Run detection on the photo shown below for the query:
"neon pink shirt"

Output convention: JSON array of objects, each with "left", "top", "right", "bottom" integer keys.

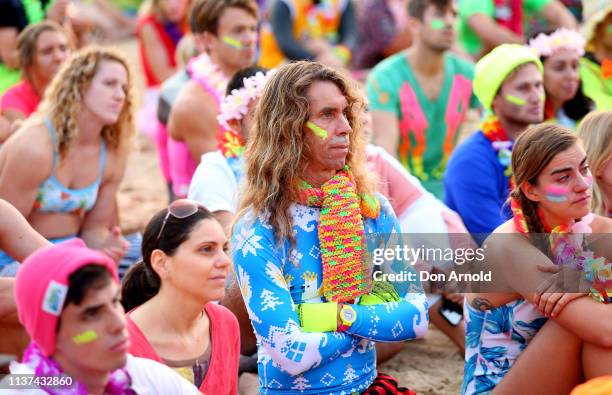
[
  {"left": 0, "top": 80, "right": 40, "bottom": 117},
  {"left": 127, "top": 302, "right": 240, "bottom": 395}
]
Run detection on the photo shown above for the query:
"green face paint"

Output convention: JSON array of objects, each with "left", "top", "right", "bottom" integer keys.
[
  {"left": 306, "top": 121, "right": 328, "bottom": 139},
  {"left": 607, "top": 24, "right": 612, "bottom": 34},
  {"left": 222, "top": 36, "right": 242, "bottom": 50},
  {"left": 431, "top": 19, "right": 445, "bottom": 30},
  {"left": 505, "top": 94, "right": 527, "bottom": 106},
  {"left": 73, "top": 329, "right": 98, "bottom": 344}
]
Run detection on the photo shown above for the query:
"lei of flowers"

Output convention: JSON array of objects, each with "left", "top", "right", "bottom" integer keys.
[
  {"left": 527, "top": 28, "right": 585, "bottom": 58},
  {"left": 481, "top": 115, "right": 514, "bottom": 189},
  {"left": 216, "top": 69, "right": 276, "bottom": 158},
  {"left": 217, "top": 69, "right": 276, "bottom": 131},
  {"left": 511, "top": 198, "right": 612, "bottom": 303},
  {"left": 21, "top": 342, "right": 136, "bottom": 394},
  {"left": 187, "top": 53, "right": 229, "bottom": 107}
]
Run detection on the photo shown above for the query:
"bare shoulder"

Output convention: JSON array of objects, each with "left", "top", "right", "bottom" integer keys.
[
  {"left": 591, "top": 215, "right": 612, "bottom": 233},
  {"left": 485, "top": 219, "right": 522, "bottom": 252},
  {"left": 0, "top": 122, "right": 54, "bottom": 177},
  {"left": 174, "top": 80, "right": 216, "bottom": 111}
]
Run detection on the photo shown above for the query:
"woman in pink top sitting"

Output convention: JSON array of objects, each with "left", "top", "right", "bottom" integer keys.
[
  {"left": 121, "top": 199, "right": 240, "bottom": 394},
  {"left": 0, "top": 21, "right": 71, "bottom": 139}
]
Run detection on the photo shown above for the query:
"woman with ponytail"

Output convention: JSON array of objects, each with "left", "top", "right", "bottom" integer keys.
[
  {"left": 121, "top": 199, "right": 239, "bottom": 394},
  {"left": 463, "top": 124, "right": 612, "bottom": 395}
]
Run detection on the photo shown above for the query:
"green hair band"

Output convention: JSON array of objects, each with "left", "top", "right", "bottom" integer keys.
[
  {"left": 431, "top": 19, "right": 445, "bottom": 30},
  {"left": 73, "top": 330, "right": 98, "bottom": 344},
  {"left": 222, "top": 36, "right": 242, "bottom": 50},
  {"left": 505, "top": 94, "right": 527, "bottom": 106},
  {"left": 306, "top": 121, "right": 329, "bottom": 139}
]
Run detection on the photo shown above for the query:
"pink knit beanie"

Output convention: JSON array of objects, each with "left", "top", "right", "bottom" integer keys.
[{"left": 14, "top": 238, "right": 118, "bottom": 356}]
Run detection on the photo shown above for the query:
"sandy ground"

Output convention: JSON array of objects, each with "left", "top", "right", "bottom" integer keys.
[{"left": 115, "top": 40, "right": 464, "bottom": 395}]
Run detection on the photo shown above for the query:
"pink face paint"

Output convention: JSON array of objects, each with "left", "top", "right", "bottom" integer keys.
[
  {"left": 545, "top": 184, "right": 570, "bottom": 202},
  {"left": 585, "top": 173, "right": 593, "bottom": 188}
]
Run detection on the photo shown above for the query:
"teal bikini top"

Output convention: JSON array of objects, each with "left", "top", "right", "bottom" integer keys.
[{"left": 32, "top": 119, "right": 106, "bottom": 216}]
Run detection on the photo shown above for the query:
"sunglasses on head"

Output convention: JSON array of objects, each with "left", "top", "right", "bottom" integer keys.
[{"left": 155, "top": 199, "right": 202, "bottom": 244}]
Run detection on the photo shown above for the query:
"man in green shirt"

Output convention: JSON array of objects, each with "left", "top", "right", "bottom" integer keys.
[
  {"left": 457, "top": 0, "right": 576, "bottom": 58},
  {"left": 367, "top": 0, "right": 479, "bottom": 199}
]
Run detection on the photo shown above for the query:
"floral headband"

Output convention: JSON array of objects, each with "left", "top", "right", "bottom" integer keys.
[
  {"left": 217, "top": 69, "right": 276, "bottom": 131},
  {"left": 527, "top": 28, "right": 585, "bottom": 58}
]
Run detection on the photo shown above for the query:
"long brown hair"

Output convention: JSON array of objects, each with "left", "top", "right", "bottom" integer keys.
[
  {"left": 578, "top": 111, "right": 612, "bottom": 216},
  {"left": 236, "top": 61, "right": 374, "bottom": 245},
  {"left": 509, "top": 124, "right": 577, "bottom": 254}
]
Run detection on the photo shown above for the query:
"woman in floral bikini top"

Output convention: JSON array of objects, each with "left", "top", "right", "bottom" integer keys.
[{"left": 0, "top": 47, "right": 136, "bottom": 274}]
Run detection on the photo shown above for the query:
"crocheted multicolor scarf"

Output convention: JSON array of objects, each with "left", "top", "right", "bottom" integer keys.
[
  {"left": 510, "top": 198, "right": 612, "bottom": 303},
  {"left": 21, "top": 342, "right": 136, "bottom": 394},
  {"left": 297, "top": 166, "right": 380, "bottom": 303},
  {"left": 482, "top": 115, "right": 514, "bottom": 190}
]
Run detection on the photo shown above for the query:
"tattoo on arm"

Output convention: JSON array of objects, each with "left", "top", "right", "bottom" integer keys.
[{"left": 471, "top": 297, "right": 494, "bottom": 311}]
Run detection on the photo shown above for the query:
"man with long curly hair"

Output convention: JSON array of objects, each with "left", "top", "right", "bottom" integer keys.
[{"left": 231, "top": 61, "right": 428, "bottom": 394}]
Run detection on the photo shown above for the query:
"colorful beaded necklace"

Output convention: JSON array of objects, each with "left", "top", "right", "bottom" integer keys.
[
  {"left": 510, "top": 198, "right": 612, "bottom": 303},
  {"left": 482, "top": 115, "right": 514, "bottom": 190},
  {"left": 297, "top": 166, "right": 380, "bottom": 303}
]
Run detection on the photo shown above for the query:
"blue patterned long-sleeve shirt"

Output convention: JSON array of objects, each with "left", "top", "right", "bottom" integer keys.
[{"left": 232, "top": 195, "right": 428, "bottom": 395}]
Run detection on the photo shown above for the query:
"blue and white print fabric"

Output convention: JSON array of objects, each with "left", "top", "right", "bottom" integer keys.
[
  {"left": 462, "top": 300, "right": 546, "bottom": 395},
  {"left": 232, "top": 195, "right": 428, "bottom": 395}
]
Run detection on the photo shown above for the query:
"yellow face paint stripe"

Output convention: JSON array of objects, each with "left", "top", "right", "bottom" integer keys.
[
  {"left": 222, "top": 36, "right": 242, "bottom": 50},
  {"left": 306, "top": 121, "right": 328, "bottom": 139},
  {"left": 505, "top": 94, "right": 527, "bottom": 106},
  {"left": 72, "top": 330, "right": 98, "bottom": 344}
]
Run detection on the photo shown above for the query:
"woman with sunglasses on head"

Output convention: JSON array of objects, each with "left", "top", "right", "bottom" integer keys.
[
  {"left": 579, "top": 111, "right": 612, "bottom": 218},
  {"left": 463, "top": 124, "right": 612, "bottom": 395},
  {"left": 121, "top": 200, "right": 240, "bottom": 394},
  {"left": 0, "top": 46, "right": 134, "bottom": 276}
]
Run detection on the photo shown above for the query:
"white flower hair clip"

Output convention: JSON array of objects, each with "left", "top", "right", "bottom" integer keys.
[
  {"left": 527, "top": 28, "right": 585, "bottom": 58},
  {"left": 217, "top": 69, "right": 277, "bottom": 131}
]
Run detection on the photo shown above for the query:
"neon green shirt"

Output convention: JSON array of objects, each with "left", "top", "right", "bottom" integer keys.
[
  {"left": 580, "top": 56, "right": 612, "bottom": 110},
  {"left": 458, "top": 0, "right": 551, "bottom": 55},
  {"left": 366, "top": 52, "right": 480, "bottom": 199}
]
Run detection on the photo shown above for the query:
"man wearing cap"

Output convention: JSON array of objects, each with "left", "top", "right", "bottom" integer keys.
[
  {"left": 444, "top": 44, "right": 544, "bottom": 243},
  {"left": 580, "top": 0, "right": 612, "bottom": 110},
  {"left": 2, "top": 239, "right": 201, "bottom": 394}
]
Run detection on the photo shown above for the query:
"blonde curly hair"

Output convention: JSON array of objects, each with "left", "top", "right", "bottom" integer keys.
[
  {"left": 236, "top": 61, "right": 374, "bottom": 245},
  {"left": 35, "top": 45, "right": 135, "bottom": 159}
]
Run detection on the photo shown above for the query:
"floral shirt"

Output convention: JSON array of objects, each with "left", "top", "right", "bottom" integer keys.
[{"left": 462, "top": 300, "right": 546, "bottom": 395}]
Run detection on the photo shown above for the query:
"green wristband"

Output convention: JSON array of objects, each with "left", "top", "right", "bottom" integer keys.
[{"left": 297, "top": 302, "right": 338, "bottom": 332}]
